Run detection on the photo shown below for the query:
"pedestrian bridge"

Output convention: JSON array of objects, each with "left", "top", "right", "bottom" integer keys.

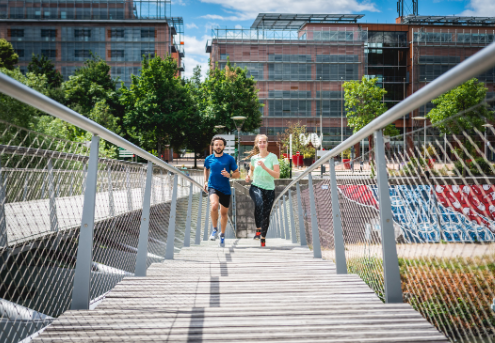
[
  {"left": 1, "top": 39, "right": 495, "bottom": 343},
  {"left": 33, "top": 239, "right": 448, "bottom": 343}
]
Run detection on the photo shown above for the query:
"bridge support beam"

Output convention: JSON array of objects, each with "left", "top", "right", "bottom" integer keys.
[
  {"left": 71, "top": 135, "right": 100, "bottom": 310},
  {"left": 288, "top": 190, "right": 297, "bottom": 244},
  {"left": 135, "top": 162, "right": 153, "bottom": 276},
  {"left": 375, "top": 130, "right": 403, "bottom": 303},
  {"left": 194, "top": 192, "right": 203, "bottom": 245},
  {"left": 296, "top": 182, "right": 307, "bottom": 246},
  {"left": 165, "top": 174, "right": 179, "bottom": 260},
  {"left": 203, "top": 196, "right": 210, "bottom": 241},
  {"left": 283, "top": 195, "right": 291, "bottom": 240},
  {"left": 307, "top": 174, "right": 322, "bottom": 258},
  {"left": 183, "top": 182, "right": 194, "bottom": 247},
  {"left": 329, "top": 158, "right": 347, "bottom": 274},
  {"left": 47, "top": 159, "right": 59, "bottom": 232},
  {"left": 0, "top": 159, "right": 7, "bottom": 248}
]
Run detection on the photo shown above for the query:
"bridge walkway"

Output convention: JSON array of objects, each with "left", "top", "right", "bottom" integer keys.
[{"left": 33, "top": 239, "right": 448, "bottom": 342}]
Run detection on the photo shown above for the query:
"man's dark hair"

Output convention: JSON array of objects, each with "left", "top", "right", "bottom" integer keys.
[{"left": 211, "top": 136, "right": 227, "bottom": 147}]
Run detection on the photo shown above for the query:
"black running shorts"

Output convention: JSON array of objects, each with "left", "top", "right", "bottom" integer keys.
[{"left": 208, "top": 187, "right": 231, "bottom": 208}]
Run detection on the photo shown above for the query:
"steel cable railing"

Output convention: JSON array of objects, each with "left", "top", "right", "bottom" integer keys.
[
  {"left": 0, "top": 75, "right": 235, "bottom": 343},
  {"left": 268, "top": 40, "right": 495, "bottom": 343}
]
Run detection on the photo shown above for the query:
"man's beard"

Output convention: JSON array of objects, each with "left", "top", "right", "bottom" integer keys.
[{"left": 215, "top": 148, "right": 224, "bottom": 154}]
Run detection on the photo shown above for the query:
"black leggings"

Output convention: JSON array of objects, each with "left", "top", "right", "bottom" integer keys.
[{"left": 249, "top": 185, "right": 275, "bottom": 237}]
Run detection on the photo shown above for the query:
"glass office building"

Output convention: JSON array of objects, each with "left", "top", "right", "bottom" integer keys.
[
  {"left": 207, "top": 13, "right": 495, "bottom": 156},
  {"left": 0, "top": 0, "right": 184, "bottom": 87}
]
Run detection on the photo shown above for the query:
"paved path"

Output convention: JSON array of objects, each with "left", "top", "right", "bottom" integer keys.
[{"left": 34, "top": 239, "right": 448, "bottom": 342}]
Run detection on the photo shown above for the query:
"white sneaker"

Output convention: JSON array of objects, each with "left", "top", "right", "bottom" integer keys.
[{"left": 209, "top": 230, "right": 218, "bottom": 241}]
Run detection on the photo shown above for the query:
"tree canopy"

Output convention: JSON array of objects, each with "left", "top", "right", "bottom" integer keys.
[
  {"left": 120, "top": 55, "right": 195, "bottom": 155},
  {"left": 28, "top": 54, "right": 64, "bottom": 88},
  {"left": 428, "top": 78, "right": 492, "bottom": 135},
  {"left": 202, "top": 60, "right": 262, "bottom": 134},
  {"left": 343, "top": 76, "right": 398, "bottom": 137},
  {"left": 0, "top": 39, "right": 19, "bottom": 70}
]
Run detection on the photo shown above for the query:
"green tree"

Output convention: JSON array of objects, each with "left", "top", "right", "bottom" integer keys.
[
  {"left": 202, "top": 60, "right": 262, "bottom": 134},
  {"left": 63, "top": 55, "right": 122, "bottom": 134},
  {"left": 184, "top": 65, "right": 215, "bottom": 168},
  {"left": 120, "top": 55, "right": 195, "bottom": 155},
  {"left": 0, "top": 39, "right": 19, "bottom": 70},
  {"left": 277, "top": 121, "right": 314, "bottom": 157},
  {"left": 28, "top": 54, "right": 63, "bottom": 88},
  {"left": 0, "top": 68, "right": 49, "bottom": 127},
  {"left": 428, "top": 78, "right": 491, "bottom": 136},
  {"left": 343, "top": 76, "right": 399, "bottom": 152}
]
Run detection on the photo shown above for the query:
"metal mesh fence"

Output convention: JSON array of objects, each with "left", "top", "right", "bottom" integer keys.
[{"left": 0, "top": 121, "right": 209, "bottom": 343}]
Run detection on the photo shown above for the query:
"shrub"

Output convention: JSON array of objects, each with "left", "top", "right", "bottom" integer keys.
[{"left": 278, "top": 158, "right": 291, "bottom": 179}]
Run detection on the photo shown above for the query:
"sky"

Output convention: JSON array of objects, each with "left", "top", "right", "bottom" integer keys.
[{"left": 171, "top": 0, "right": 495, "bottom": 80}]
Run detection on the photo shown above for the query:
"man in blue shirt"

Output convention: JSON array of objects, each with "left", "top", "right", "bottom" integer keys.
[{"left": 204, "top": 136, "right": 240, "bottom": 247}]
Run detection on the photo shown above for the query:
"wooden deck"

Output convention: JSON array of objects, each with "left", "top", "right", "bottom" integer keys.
[{"left": 34, "top": 239, "right": 449, "bottom": 342}]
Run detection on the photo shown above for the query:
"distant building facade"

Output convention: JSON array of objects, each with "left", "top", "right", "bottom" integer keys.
[
  {"left": 207, "top": 13, "right": 495, "bottom": 157},
  {"left": 0, "top": 0, "right": 184, "bottom": 87}
]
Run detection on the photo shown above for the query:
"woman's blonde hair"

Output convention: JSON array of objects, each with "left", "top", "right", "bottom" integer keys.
[{"left": 243, "top": 134, "right": 269, "bottom": 160}]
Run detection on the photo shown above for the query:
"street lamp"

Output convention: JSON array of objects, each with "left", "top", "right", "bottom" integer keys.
[
  {"left": 232, "top": 116, "right": 247, "bottom": 167},
  {"left": 412, "top": 116, "right": 426, "bottom": 155},
  {"left": 483, "top": 123, "right": 493, "bottom": 159}
]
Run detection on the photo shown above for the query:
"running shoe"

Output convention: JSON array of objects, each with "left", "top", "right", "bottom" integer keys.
[
  {"left": 209, "top": 230, "right": 218, "bottom": 241},
  {"left": 219, "top": 234, "right": 225, "bottom": 248},
  {"left": 253, "top": 230, "right": 261, "bottom": 240},
  {"left": 261, "top": 238, "right": 266, "bottom": 247}
]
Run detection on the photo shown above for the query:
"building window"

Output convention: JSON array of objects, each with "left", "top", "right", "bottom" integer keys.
[
  {"left": 41, "top": 50, "right": 57, "bottom": 58},
  {"left": 10, "top": 7, "right": 24, "bottom": 19},
  {"left": 268, "top": 91, "right": 311, "bottom": 99},
  {"left": 219, "top": 62, "right": 263, "bottom": 80},
  {"left": 268, "top": 54, "right": 312, "bottom": 62},
  {"left": 75, "top": 50, "right": 91, "bottom": 59},
  {"left": 316, "top": 64, "right": 359, "bottom": 81},
  {"left": 268, "top": 100, "right": 311, "bottom": 117},
  {"left": 316, "top": 55, "right": 358, "bottom": 63},
  {"left": 111, "top": 50, "right": 125, "bottom": 60},
  {"left": 16, "top": 49, "right": 25, "bottom": 58},
  {"left": 141, "top": 29, "right": 155, "bottom": 38},
  {"left": 74, "top": 29, "right": 91, "bottom": 39},
  {"left": 10, "top": 29, "right": 24, "bottom": 38},
  {"left": 315, "top": 100, "right": 344, "bottom": 117},
  {"left": 41, "top": 29, "right": 57, "bottom": 39},
  {"left": 268, "top": 64, "right": 312, "bottom": 81},
  {"left": 111, "top": 29, "right": 125, "bottom": 38},
  {"left": 141, "top": 50, "right": 155, "bottom": 58}
]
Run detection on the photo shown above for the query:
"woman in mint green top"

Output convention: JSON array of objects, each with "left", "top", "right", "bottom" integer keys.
[{"left": 245, "top": 134, "right": 280, "bottom": 246}]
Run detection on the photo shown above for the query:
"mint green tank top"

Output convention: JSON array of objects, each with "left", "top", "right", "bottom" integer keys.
[{"left": 250, "top": 153, "right": 279, "bottom": 191}]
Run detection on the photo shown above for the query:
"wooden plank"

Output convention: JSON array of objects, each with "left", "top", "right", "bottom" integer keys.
[{"left": 34, "top": 239, "right": 449, "bottom": 343}]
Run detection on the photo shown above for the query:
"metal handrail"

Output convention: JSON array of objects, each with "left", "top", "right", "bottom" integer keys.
[
  {"left": 273, "top": 40, "right": 495, "bottom": 206},
  {"left": 0, "top": 72, "right": 206, "bottom": 193}
]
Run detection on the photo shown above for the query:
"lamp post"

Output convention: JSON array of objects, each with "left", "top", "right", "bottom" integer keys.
[
  {"left": 232, "top": 116, "right": 247, "bottom": 167},
  {"left": 412, "top": 116, "right": 426, "bottom": 154}
]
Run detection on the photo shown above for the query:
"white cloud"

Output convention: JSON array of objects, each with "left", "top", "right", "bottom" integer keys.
[
  {"left": 235, "top": 24, "right": 243, "bottom": 29},
  {"left": 200, "top": 0, "right": 378, "bottom": 21},
  {"left": 460, "top": 0, "right": 495, "bottom": 16},
  {"left": 181, "top": 34, "right": 212, "bottom": 80},
  {"left": 186, "top": 23, "right": 199, "bottom": 29}
]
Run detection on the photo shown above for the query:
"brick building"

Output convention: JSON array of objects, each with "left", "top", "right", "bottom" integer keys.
[
  {"left": 207, "top": 13, "right": 495, "bottom": 158},
  {"left": 0, "top": 0, "right": 184, "bottom": 87}
]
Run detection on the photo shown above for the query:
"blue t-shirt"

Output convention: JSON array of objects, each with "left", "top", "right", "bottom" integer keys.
[{"left": 204, "top": 154, "right": 238, "bottom": 195}]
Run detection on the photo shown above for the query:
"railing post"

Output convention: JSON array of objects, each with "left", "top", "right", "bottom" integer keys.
[
  {"left": 203, "top": 196, "right": 210, "bottom": 241},
  {"left": 47, "top": 159, "right": 59, "bottom": 232},
  {"left": 108, "top": 165, "right": 115, "bottom": 217},
  {"left": 183, "top": 182, "right": 194, "bottom": 247},
  {"left": 135, "top": 162, "right": 153, "bottom": 276},
  {"left": 375, "top": 130, "right": 403, "bottom": 303},
  {"left": 126, "top": 166, "right": 133, "bottom": 211},
  {"left": 194, "top": 193, "right": 203, "bottom": 245},
  {"left": 307, "top": 173, "right": 322, "bottom": 258},
  {"left": 288, "top": 190, "right": 297, "bottom": 243},
  {"left": 283, "top": 195, "right": 291, "bottom": 240},
  {"left": 165, "top": 174, "right": 179, "bottom": 260},
  {"left": 329, "top": 158, "right": 347, "bottom": 274},
  {"left": 275, "top": 201, "right": 282, "bottom": 239},
  {"left": 296, "top": 182, "right": 307, "bottom": 246},
  {"left": 70, "top": 135, "right": 100, "bottom": 310},
  {"left": 0, "top": 159, "right": 7, "bottom": 248}
]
